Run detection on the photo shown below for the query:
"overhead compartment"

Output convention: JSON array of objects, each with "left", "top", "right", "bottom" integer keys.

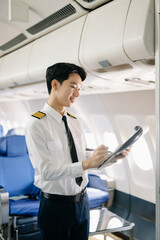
[
  {"left": 28, "top": 15, "right": 86, "bottom": 83},
  {"left": 0, "top": 15, "right": 86, "bottom": 89},
  {"left": 123, "top": 0, "right": 154, "bottom": 61},
  {"left": 0, "top": 0, "right": 154, "bottom": 90},
  {"left": 79, "top": 0, "right": 155, "bottom": 81},
  {"left": 0, "top": 43, "right": 33, "bottom": 89}
]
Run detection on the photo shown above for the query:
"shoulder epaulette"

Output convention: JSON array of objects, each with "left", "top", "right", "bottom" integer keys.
[
  {"left": 67, "top": 112, "right": 77, "bottom": 119},
  {"left": 31, "top": 111, "right": 46, "bottom": 119}
]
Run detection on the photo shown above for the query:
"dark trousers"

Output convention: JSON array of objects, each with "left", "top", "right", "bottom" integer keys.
[{"left": 38, "top": 192, "right": 90, "bottom": 240}]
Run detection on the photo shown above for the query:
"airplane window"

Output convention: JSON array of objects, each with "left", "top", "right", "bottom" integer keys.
[
  {"left": 115, "top": 115, "right": 153, "bottom": 171},
  {"left": 13, "top": 120, "right": 19, "bottom": 129},
  {"left": 103, "top": 131, "right": 123, "bottom": 165},
  {"left": 131, "top": 137, "right": 153, "bottom": 171},
  {"left": 7, "top": 120, "right": 12, "bottom": 131},
  {"left": 103, "top": 132, "right": 119, "bottom": 152},
  {"left": 77, "top": 115, "right": 98, "bottom": 149},
  {"left": 85, "top": 132, "right": 97, "bottom": 149}
]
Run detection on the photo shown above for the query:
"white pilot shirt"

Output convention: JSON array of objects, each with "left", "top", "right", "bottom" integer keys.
[{"left": 25, "top": 103, "right": 88, "bottom": 195}]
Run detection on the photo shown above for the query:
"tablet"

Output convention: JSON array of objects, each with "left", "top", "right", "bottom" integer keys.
[{"left": 98, "top": 126, "right": 143, "bottom": 170}]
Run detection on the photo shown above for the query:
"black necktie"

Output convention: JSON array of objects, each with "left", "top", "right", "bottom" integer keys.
[{"left": 62, "top": 115, "right": 83, "bottom": 186}]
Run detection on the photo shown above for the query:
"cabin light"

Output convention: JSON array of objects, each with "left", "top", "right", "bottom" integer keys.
[
  {"left": 124, "top": 78, "right": 154, "bottom": 85},
  {"left": 81, "top": 83, "right": 110, "bottom": 94}
]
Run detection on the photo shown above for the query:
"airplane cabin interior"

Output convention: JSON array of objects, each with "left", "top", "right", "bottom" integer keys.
[{"left": 0, "top": 0, "right": 158, "bottom": 240}]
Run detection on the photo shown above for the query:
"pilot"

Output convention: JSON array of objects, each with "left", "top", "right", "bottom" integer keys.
[{"left": 25, "top": 62, "right": 130, "bottom": 240}]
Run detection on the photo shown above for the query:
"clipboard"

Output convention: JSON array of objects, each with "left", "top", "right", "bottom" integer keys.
[{"left": 98, "top": 126, "right": 143, "bottom": 170}]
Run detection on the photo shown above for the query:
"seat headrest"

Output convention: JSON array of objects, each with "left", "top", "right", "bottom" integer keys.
[
  {"left": 6, "top": 128, "right": 15, "bottom": 136},
  {"left": 0, "top": 135, "right": 28, "bottom": 156}
]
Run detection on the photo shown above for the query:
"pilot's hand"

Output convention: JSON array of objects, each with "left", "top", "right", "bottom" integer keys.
[
  {"left": 114, "top": 145, "right": 132, "bottom": 162},
  {"left": 82, "top": 144, "right": 109, "bottom": 170}
]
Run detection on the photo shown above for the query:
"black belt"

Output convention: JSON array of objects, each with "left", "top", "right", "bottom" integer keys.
[{"left": 42, "top": 187, "right": 86, "bottom": 202}]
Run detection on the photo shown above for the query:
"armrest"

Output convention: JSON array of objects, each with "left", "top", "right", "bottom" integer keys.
[{"left": 0, "top": 188, "right": 9, "bottom": 228}]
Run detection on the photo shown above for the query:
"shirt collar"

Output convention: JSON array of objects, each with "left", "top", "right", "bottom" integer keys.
[{"left": 43, "top": 103, "right": 64, "bottom": 124}]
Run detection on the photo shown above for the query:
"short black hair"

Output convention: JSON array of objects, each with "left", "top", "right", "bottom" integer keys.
[{"left": 46, "top": 62, "right": 87, "bottom": 94}]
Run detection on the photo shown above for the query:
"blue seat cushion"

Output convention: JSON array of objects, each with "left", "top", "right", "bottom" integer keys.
[
  {"left": 10, "top": 198, "right": 40, "bottom": 216},
  {"left": 87, "top": 187, "right": 109, "bottom": 209},
  {"left": 13, "top": 216, "right": 40, "bottom": 235}
]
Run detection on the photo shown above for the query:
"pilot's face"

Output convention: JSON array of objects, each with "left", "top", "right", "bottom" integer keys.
[{"left": 54, "top": 73, "right": 82, "bottom": 108}]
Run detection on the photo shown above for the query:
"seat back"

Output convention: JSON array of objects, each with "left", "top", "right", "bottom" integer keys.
[
  {"left": 0, "top": 135, "right": 41, "bottom": 239},
  {"left": 87, "top": 174, "right": 109, "bottom": 209},
  {"left": 0, "top": 135, "right": 39, "bottom": 197}
]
